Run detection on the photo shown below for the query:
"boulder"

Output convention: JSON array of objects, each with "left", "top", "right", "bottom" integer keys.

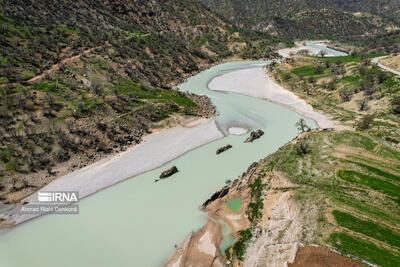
[
  {"left": 159, "top": 166, "right": 178, "bottom": 179},
  {"left": 216, "top": 144, "right": 232, "bottom": 154},
  {"left": 244, "top": 130, "right": 264, "bottom": 143}
]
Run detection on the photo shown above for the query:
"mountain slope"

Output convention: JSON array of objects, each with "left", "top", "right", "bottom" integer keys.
[
  {"left": 194, "top": 0, "right": 400, "bottom": 40},
  {"left": 0, "top": 0, "right": 280, "bottom": 86},
  {"left": 0, "top": 0, "right": 280, "bottom": 203}
]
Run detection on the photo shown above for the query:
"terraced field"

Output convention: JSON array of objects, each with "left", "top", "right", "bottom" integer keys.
[
  {"left": 216, "top": 52, "right": 400, "bottom": 266},
  {"left": 258, "top": 129, "right": 400, "bottom": 266}
]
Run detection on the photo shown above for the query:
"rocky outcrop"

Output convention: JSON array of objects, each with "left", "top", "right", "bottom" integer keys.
[
  {"left": 216, "top": 144, "right": 232, "bottom": 154},
  {"left": 244, "top": 130, "right": 264, "bottom": 143},
  {"left": 160, "top": 166, "right": 179, "bottom": 179},
  {"left": 201, "top": 185, "right": 230, "bottom": 209},
  {"left": 202, "top": 162, "right": 258, "bottom": 209},
  {"left": 186, "top": 93, "right": 217, "bottom": 118}
]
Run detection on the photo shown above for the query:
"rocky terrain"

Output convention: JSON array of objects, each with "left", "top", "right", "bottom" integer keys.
[
  {"left": 216, "top": 144, "right": 232, "bottom": 155},
  {"left": 160, "top": 166, "right": 179, "bottom": 179},
  {"left": 244, "top": 130, "right": 264, "bottom": 143}
]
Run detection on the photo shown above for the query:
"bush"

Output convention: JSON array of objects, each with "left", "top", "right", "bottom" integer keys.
[
  {"left": 392, "top": 96, "right": 400, "bottom": 115},
  {"left": 339, "top": 88, "right": 353, "bottom": 102},
  {"left": 357, "top": 115, "right": 373, "bottom": 130},
  {"left": 232, "top": 229, "right": 253, "bottom": 261},
  {"left": 295, "top": 141, "right": 311, "bottom": 155}
]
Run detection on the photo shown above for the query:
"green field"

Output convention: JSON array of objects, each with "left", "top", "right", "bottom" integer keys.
[
  {"left": 329, "top": 233, "right": 400, "bottom": 266},
  {"left": 333, "top": 210, "right": 400, "bottom": 248}
]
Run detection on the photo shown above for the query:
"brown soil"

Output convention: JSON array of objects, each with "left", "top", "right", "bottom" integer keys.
[
  {"left": 288, "top": 246, "right": 364, "bottom": 267},
  {"left": 165, "top": 220, "right": 224, "bottom": 267},
  {"left": 27, "top": 46, "right": 99, "bottom": 84}
]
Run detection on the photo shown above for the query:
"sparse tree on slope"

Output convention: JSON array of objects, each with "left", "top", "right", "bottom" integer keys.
[{"left": 295, "top": 118, "right": 310, "bottom": 133}]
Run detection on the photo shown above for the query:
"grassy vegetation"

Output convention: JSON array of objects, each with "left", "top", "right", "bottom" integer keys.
[
  {"left": 291, "top": 66, "right": 320, "bottom": 76},
  {"left": 330, "top": 192, "right": 400, "bottom": 226},
  {"left": 337, "top": 170, "right": 400, "bottom": 200},
  {"left": 333, "top": 132, "right": 377, "bottom": 151},
  {"left": 349, "top": 160, "right": 400, "bottom": 183},
  {"left": 332, "top": 210, "right": 400, "bottom": 248},
  {"left": 231, "top": 173, "right": 266, "bottom": 260},
  {"left": 311, "top": 53, "right": 388, "bottom": 63},
  {"left": 378, "top": 146, "right": 400, "bottom": 161},
  {"left": 246, "top": 177, "right": 265, "bottom": 223},
  {"left": 271, "top": 53, "right": 400, "bottom": 144},
  {"left": 114, "top": 79, "right": 196, "bottom": 108},
  {"left": 270, "top": 52, "right": 400, "bottom": 263},
  {"left": 232, "top": 229, "right": 252, "bottom": 261},
  {"left": 256, "top": 128, "right": 400, "bottom": 266},
  {"left": 329, "top": 233, "right": 400, "bottom": 266}
]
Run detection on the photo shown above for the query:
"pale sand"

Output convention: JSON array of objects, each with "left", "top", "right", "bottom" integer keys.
[
  {"left": 278, "top": 41, "right": 336, "bottom": 58},
  {"left": 3, "top": 118, "right": 223, "bottom": 224},
  {"left": 168, "top": 255, "right": 182, "bottom": 267},
  {"left": 208, "top": 67, "right": 335, "bottom": 129},
  {"left": 197, "top": 231, "right": 216, "bottom": 256},
  {"left": 372, "top": 56, "right": 400, "bottom": 76},
  {"left": 228, "top": 127, "right": 248, "bottom": 135}
]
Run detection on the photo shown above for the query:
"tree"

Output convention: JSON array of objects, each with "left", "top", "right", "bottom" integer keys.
[
  {"left": 319, "top": 50, "right": 327, "bottom": 57},
  {"left": 360, "top": 55, "right": 371, "bottom": 66},
  {"left": 392, "top": 96, "right": 400, "bottom": 115},
  {"left": 377, "top": 71, "right": 388, "bottom": 84},
  {"left": 359, "top": 66, "right": 368, "bottom": 76},
  {"left": 308, "top": 76, "right": 316, "bottom": 86},
  {"left": 297, "top": 49, "right": 309, "bottom": 55},
  {"left": 326, "top": 80, "right": 336, "bottom": 91},
  {"left": 77, "top": 101, "right": 85, "bottom": 111},
  {"left": 357, "top": 99, "right": 368, "bottom": 111},
  {"left": 339, "top": 88, "right": 353, "bottom": 102},
  {"left": 295, "top": 118, "right": 310, "bottom": 133},
  {"left": 357, "top": 115, "right": 373, "bottom": 130},
  {"left": 360, "top": 80, "right": 375, "bottom": 95},
  {"left": 283, "top": 72, "right": 292, "bottom": 81},
  {"left": 315, "top": 65, "right": 324, "bottom": 74},
  {"left": 92, "top": 82, "right": 104, "bottom": 96},
  {"left": 295, "top": 141, "right": 311, "bottom": 155}
]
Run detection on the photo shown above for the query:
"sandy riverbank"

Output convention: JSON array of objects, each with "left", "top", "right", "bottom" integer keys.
[
  {"left": 1, "top": 117, "right": 223, "bottom": 225},
  {"left": 208, "top": 66, "right": 336, "bottom": 129},
  {"left": 278, "top": 41, "right": 337, "bottom": 58}
]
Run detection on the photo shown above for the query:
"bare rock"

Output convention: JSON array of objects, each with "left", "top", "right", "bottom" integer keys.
[
  {"left": 216, "top": 144, "right": 232, "bottom": 154},
  {"left": 244, "top": 130, "right": 264, "bottom": 143},
  {"left": 160, "top": 166, "right": 178, "bottom": 179},
  {"left": 201, "top": 185, "right": 230, "bottom": 209}
]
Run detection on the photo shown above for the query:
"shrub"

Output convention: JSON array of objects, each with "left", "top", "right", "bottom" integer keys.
[
  {"left": 295, "top": 142, "right": 311, "bottom": 155},
  {"left": 357, "top": 115, "right": 373, "bottom": 130},
  {"left": 339, "top": 88, "right": 353, "bottom": 102}
]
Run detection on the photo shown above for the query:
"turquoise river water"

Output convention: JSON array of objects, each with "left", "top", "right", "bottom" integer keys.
[{"left": 0, "top": 61, "right": 316, "bottom": 266}]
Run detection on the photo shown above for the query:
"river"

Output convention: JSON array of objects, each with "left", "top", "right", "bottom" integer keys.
[{"left": 0, "top": 61, "right": 317, "bottom": 266}]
